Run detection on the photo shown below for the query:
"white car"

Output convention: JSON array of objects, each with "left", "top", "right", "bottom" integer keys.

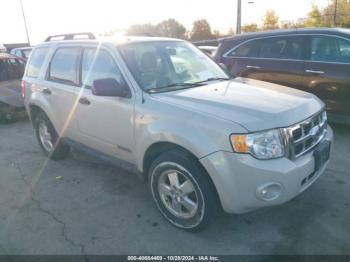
[{"left": 22, "top": 33, "right": 333, "bottom": 231}]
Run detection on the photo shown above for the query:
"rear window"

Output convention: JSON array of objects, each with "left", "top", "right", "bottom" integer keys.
[
  {"left": 0, "top": 58, "right": 25, "bottom": 81},
  {"left": 48, "top": 47, "right": 80, "bottom": 85},
  {"left": 26, "top": 47, "right": 50, "bottom": 78}
]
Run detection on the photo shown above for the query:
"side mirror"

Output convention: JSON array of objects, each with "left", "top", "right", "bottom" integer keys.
[
  {"left": 219, "top": 63, "right": 229, "bottom": 71},
  {"left": 219, "top": 63, "right": 234, "bottom": 77},
  {"left": 92, "top": 78, "right": 131, "bottom": 98}
]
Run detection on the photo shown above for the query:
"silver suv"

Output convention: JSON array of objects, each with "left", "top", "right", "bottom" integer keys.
[{"left": 22, "top": 33, "right": 333, "bottom": 231}]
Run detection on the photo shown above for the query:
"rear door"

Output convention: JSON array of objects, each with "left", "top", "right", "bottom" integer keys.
[
  {"left": 302, "top": 35, "right": 350, "bottom": 115},
  {"left": 45, "top": 46, "right": 80, "bottom": 135}
]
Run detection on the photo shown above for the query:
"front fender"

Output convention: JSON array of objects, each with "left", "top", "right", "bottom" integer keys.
[{"left": 135, "top": 118, "right": 243, "bottom": 172}]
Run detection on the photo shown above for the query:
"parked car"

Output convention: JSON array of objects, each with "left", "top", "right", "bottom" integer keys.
[
  {"left": 23, "top": 33, "right": 333, "bottom": 231},
  {"left": 198, "top": 46, "right": 217, "bottom": 56},
  {"left": 214, "top": 28, "right": 350, "bottom": 122},
  {"left": 0, "top": 53, "right": 26, "bottom": 122},
  {"left": 10, "top": 47, "right": 33, "bottom": 61}
]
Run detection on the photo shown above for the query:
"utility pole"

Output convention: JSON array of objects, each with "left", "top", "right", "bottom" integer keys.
[
  {"left": 19, "top": 0, "right": 31, "bottom": 46},
  {"left": 236, "top": 0, "right": 242, "bottom": 34},
  {"left": 333, "top": 0, "right": 338, "bottom": 27}
]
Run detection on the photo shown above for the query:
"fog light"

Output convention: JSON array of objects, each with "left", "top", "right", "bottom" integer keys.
[{"left": 256, "top": 183, "right": 282, "bottom": 201}]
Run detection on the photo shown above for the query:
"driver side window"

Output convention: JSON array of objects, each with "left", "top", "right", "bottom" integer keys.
[{"left": 81, "top": 48, "right": 124, "bottom": 89}]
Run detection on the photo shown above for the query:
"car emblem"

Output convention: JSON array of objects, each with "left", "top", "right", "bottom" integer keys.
[{"left": 310, "top": 125, "right": 320, "bottom": 136}]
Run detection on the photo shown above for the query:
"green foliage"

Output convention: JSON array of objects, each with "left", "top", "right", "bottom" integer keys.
[
  {"left": 262, "top": 10, "right": 279, "bottom": 30},
  {"left": 322, "top": 0, "right": 350, "bottom": 27},
  {"left": 190, "top": 19, "right": 215, "bottom": 41},
  {"left": 156, "top": 19, "right": 187, "bottom": 39},
  {"left": 126, "top": 23, "right": 159, "bottom": 37},
  {"left": 242, "top": 23, "right": 259, "bottom": 33},
  {"left": 304, "top": 5, "right": 323, "bottom": 27}
]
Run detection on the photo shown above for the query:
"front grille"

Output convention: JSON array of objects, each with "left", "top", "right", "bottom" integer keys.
[{"left": 286, "top": 110, "right": 327, "bottom": 159}]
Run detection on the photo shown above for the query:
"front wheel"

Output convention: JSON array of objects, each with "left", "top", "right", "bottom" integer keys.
[{"left": 149, "top": 149, "right": 219, "bottom": 231}]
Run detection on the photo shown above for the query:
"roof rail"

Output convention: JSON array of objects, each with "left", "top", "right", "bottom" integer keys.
[{"left": 45, "top": 32, "right": 96, "bottom": 42}]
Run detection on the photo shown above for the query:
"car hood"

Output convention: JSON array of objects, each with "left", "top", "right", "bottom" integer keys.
[{"left": 152, "top": 77, "right": 324, "bottom": 131}]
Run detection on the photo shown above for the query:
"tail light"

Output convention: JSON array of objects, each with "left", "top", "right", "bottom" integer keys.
[{"left": 21, "top": 80, "right": 26, "bottom": 99}]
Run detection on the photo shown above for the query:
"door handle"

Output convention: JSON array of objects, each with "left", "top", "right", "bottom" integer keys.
[
  {"left": 246, "top": 65, "right": 261, "bottom": 70},
  {"left": 305, "top": 70, "right": 325, "bottom": 75},
  {"left": 42, "top": 88, "right": 52, "bottom": 95},
  {"left": 79, "top": 97, "right": 91, "bottom": 105}
]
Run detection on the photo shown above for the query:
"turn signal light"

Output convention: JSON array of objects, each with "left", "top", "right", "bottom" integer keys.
[{"left": 230, "top": 135, "right": 249, "bottom": 153}]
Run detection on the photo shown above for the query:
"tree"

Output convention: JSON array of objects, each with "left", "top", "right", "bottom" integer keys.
[
  {"left": 304, "top": 5, "right": 323, "bottom": 27},
  {"left": 212, "top": 29, "right": 223, "bottom": 39},
  {"left": 280, "top": 20, "right": 304, "bottom": 29},
  {"left": 156, "top": 19, "right": 187, "bottom": 39},
  {"left": 322, "top": 0, "right": 350, "bottom": 27},
  {"left": 227, "top": 27, "right": 235, "bottom": 36},
  {"left": 126, "top": 23, "right": 159, "bottom": 36},
  {"left": 262, "top": 10, "right": 279, "bottom": 30},
  {"left": 242, "top": 23, "right": 259, "bottom": 33},
  {"left": 190, "top": 19, "right": 214, "bottom": 41}
]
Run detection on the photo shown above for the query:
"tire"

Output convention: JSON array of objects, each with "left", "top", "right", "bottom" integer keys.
[
  {"left": 33, "top": 112, "right": 70, "bottom": 160},
  {"left": 149, "top": 149, "right": 220, "bottom": 231}
]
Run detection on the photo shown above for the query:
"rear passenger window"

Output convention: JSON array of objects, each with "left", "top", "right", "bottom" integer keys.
[
  {"left": 49, "top": 47, "right": 80, "bottom": 84},
  {"left": 259, "top": 36, "right": 303, "bottom": 60},
  {"left": 0, "top": 59, "right": 25, "bottom": 81},
  {"left": 26, "top": 47, "right": 49, "bottom": 78},
  {"left": 310, "top": 36, "right": 350, "bottom": 63},
  {"left": 81, "top": 48, "right": 124, "bottom": 89},
  {"left": 226, "top": 40, "right": 260, "bottom": 57}
]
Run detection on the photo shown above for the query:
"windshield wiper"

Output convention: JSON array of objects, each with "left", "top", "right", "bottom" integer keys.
[
  {"left": 147, "top": 82, "right": 205, "bottom": 93},
  {"left": 191, "top": 77, "right": 232, "bottom": 85}
]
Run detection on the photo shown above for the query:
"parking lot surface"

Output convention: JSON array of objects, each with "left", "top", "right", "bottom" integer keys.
[{"left": 0, "top": 120, "right": 349, "bottom": 255}]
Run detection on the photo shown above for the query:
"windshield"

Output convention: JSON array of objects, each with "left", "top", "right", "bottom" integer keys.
[{"left": 118, "top": 41, "right": 229, "bottom": 92}]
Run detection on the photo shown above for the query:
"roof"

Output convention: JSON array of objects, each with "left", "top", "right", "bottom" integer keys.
[
  {"left": 35, "top": 36, "right": 183, "bottom": 49},
  {"left": 220, "top": 27, "right": 350, "bottom": 42},
  {"left": 11, "top": 47, "right": 33, "bottom": 51}
]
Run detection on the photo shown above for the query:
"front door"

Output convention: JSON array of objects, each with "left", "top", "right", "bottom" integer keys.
[
  {"left": 302, "top": 35, "right": 350, "bottom": 116},
  {"left": 74, "top": 47, "right": 135, "bottom": 162}
]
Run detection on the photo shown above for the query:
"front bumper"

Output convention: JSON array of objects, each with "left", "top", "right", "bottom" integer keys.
[{"left": 200, "top": 125, "right": 333, "bottom": 214}]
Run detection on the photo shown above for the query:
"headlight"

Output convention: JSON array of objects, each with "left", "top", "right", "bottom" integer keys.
[{"left": 230, "top": 129, "right": 285, "bottom": 159}]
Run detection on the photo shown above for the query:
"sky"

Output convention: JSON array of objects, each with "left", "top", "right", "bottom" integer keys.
[{"left": 1, "top": 0, "right": 331, "bottom": 45}]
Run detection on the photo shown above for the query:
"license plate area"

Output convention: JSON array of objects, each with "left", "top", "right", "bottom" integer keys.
[{"left": 313, "top": 140, "right": 331, "bottom": 172}]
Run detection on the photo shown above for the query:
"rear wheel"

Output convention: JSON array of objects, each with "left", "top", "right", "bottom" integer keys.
[
  {"left": 149, "top": 149, "right": 219, "bottom": 231},
  {"left": 34, "top": 112, "right": 70, "bottom": 160}
]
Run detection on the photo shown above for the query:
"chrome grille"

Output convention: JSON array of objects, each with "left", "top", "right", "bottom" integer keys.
[{"left": 286, "top": 110, "right": 328, "bottom": 159}]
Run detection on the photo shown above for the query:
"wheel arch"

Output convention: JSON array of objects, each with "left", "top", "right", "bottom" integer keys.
[{"left": 143, "top": 142, "right": 224, "bottom": 212}]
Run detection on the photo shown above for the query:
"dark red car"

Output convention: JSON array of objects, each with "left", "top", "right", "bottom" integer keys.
[
  {"left": 214, "top": 28, "right": 350, "bottom": 122},
  {"left": 0, "top": 53, "right": 26, "bottom": 122}
]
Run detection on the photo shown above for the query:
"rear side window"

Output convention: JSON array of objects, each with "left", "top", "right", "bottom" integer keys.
[
  {"left": 310, "top": 36, "right": 350, "bottom": 63},
  {"left": 0, "top": 58, "right": 25, "bottom": 81},
  {"left": 81, "top": 48, "right": 124, "bottom": 89},
  {"left": 49, "top": 47, "right": 80, "bottom": 85},
  {"left": 259, "top": 36, "right": 303, "bottom": 60},
  {"left": 26, "top": 47, "right": 49, "bottom": 78},
  {"left": 225, "top": 39, "right": 260, "bottom": 58}
]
